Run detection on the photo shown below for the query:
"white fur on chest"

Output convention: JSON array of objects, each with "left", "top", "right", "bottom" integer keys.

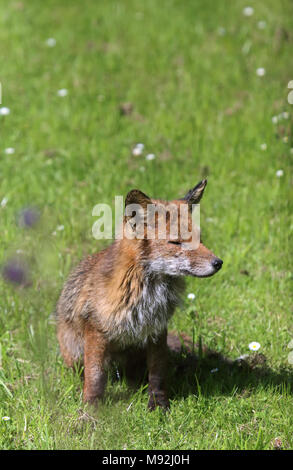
[{"left": 108, "top": 275, "right": 183, "bottom": 347}]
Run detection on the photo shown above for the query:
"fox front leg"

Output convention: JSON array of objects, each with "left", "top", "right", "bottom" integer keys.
[
  {"left": 147, "top": 329, "right": 170, "bottom": 411},
  {"left": 83, "top": 324, "right": 107, "bottom": 405}
]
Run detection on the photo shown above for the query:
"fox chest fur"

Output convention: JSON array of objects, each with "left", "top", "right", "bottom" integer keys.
[
  {"left": 57, "top": 246, "right": 185, "bottom": 350},
  {"left": 104, "top": 272, "right": 185, "bottom": 347}
]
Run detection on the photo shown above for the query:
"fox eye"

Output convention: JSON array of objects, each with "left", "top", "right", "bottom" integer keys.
[{"left": 168, "top": 240, "right": 181, "bottom": 245}]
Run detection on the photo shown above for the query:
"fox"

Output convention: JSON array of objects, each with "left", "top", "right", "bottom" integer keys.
[{"left": 56, "top": 179, "right": 223, "bottom": 410}]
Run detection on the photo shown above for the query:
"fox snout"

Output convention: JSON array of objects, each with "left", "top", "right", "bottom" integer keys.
[{"left": 185, "top": 243, "right": 223, "bottom": 278}]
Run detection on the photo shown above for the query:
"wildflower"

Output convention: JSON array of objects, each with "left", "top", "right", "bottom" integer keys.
[
  {"left": 210, "top": 368, "right": 219, "bottom": 373},
  {"left": 18, "top": 207, "right": 40, "bottom": 228},
  {"left": 243, "top": 6, "right": 254, "bottom": 16},
  {"left": 57, "top": 225, "right": 64, "bottom": 231},
  {"left": 260, "top": 143, "right": 267, "bottom": 151},
  {"left": 45, "top": 38, "right": 56, "bottom": 47},
  {"left": 281, "top": 112, "right": 289, "bottom": 119},
  {"left": 57, "top": 89, "right": 68, "bottom": 97},
  {"left": 1, "top": 197, "right": 8, "bottom": 207},
  {"left": 256, "top": 68, "right": 266, "bottom": 77},
  {"left": 283, "top": 136, "right": 288, "bottom": 143},
  {"left": 132, "top": 147, "right": 143, "bottom": 156},
  {"left": 271, "top": 116, "right": 278, "bottom": 124},
  {"left": 4, "top": 148, "right": 15, "bottom": 154},
  {"left": 2, "top": 417, "right": 10, "bottom": 421},
  {"left": 276, "top": 170, "right": 284, "bottom": 177},
  {"left": 146, "top": 153, "right": 155, "bottom": 161},
  {"left": 187, "top": 293, "right": 196, "bottom": 300},
  {"left": 257, "top": 21, "right": 266, "bottom": 29},
  {"left": 2, "top": 258, "right": 28, "bottom": 286},
  {"left": 0, "top": 107, "right": 10, "bottom": 116},
  {"left": 248, "top": 341, "right": 260, "bottom": 351},
  {"left": 132, "top": 143, "right": 144, "bottom": 156}
]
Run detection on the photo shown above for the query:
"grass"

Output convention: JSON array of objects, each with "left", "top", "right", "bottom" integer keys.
[{"left": 0, "top": 0, "right": 292, "bottom": 450}]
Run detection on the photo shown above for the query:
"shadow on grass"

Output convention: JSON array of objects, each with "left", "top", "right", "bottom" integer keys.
[{"left": 110, "top": 332, "right": 292, "bottom": 403}]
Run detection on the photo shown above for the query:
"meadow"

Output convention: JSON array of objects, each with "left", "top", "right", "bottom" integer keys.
[{"left": 0, "top": 0, "right": 292, "bottom": 450}]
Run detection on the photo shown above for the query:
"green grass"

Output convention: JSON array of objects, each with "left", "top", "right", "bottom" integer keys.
[{"left": 0, "top": 0, "right": 292, "bottom": 450}]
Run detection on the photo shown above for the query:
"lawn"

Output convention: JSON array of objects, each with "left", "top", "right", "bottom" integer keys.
[{"left": 0, "top": 0, "right": 292, "bottom": 450}]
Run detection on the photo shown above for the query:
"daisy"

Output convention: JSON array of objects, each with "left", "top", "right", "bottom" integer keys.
[
  {"left": 57, "top": 225, "right": 64, "bottom": 231},
  {"left": 187, "top": 293, "right": 196, "bottom": 300},
  {"left": 281, "top": 112, "right": 289, "bottom": 119},
  {"left": 271, "top": 116, "right": 278, "bottom": 124},
  {"left": 2, "top": 417, "right": 10, "bottom": 421},
  {"left": 146, "top": 153, "right": 155, "bottom": 161},
  {"left": 276, "top": 169, "right": 284, "bottom": 177},
  {"left": 243, "top": 6, "right": 254, "bottom": 16},
  {"left": 210, "top": 368, "right": 219, "bottom": 373},
  {"left": 260, "top": 143, "right": 267, "bottom": 151},
  {"left": 57, "top": 89, "right": 68, "bottom": 97},
  {"left": 132, "top": 143, "right": 144, "bottom": 156},
  {"left": 4, "top": 148, "right": 15, "bottom": 154},
  {"left": 0, "top": 107, "right": 10, "bottom": 116},
  {"left": 249, "top": 341, "right": 260, "bottom": 351},
  {"left": 45, "top": 38, "right": 56, "bottom": 47},
  {"left": 132, "top": 147, "right": 143, "bottom": 156},
  {"left": 256, "top": 68, "right": 266, "bottom": 77}
]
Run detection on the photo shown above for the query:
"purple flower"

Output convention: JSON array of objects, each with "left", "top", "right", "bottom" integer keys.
[
  {"left": 17, "top": 207, "right": 40, "bottom": 228},
  {"left": 2, "top": 258, "right": 29, "bottom": 286}
]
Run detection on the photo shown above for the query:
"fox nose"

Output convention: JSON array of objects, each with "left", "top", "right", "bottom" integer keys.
[{"left": 212, "top": 258, "right": 223, "bottom": 271}]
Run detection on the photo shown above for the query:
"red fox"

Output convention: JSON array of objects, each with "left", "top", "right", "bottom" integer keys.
[{"left": 56, "top": 179, "right": 223, "bottom": 409}]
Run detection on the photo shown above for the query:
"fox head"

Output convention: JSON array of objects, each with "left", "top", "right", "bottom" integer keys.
[{"left": 124, "top": 180, "right": 223, "bottom": 278}]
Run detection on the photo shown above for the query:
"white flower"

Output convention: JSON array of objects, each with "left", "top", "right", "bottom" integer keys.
[
  {"left": 249, "top": 341, "right": 260, "bottom": 351},
  {"left": 0, "top": 107, "right": 10, "bottom": 116},
  {"left": 132, "top": 143, "right": 144, "bottom": 156},
  {"left": 283, "top": 136, "right": 288, "bottom": 143},
  {"left": 210, "top": 368, "right": 219, "bottom": 373},
  {"left": 146, "top": 153, "right": 155, "bottom": 161},
  {"left": 243, "top": 6, "right": 254, "bottom": 16},
  {"left": 132, "top": 146, "right": 143, "bottom": 156},
  {"left": 57, "top": 225, "right": 64, "bottom": 231},
  {"left": 281, "top": 112, "right": 289, "bottom": 119},
  {"left": 2, "top": 416, "right": 10, "bottom": 421},
  {"left": 1, "top": 197, "right": 8, "bottom": 208},
  {"left": 260, "top": 143, "right": 267, "bottom": 151},
  {"left": 187, "top": 293, "right": 196, "bottom": 300},
  {"left": 57, "top": 89, "right": 68, "bottom": 97},
  {"left": 272, "top": 116, "right": 278, "bottom": 124},
  {"left": 4, "top": 148, "right": 15, "bottom": 154},
  {"left": 276, "top": 169, "right": 284, "bottom": 177},
  {"left": 256, "top": 68, "right": 266, "bottom": 77},
  {"left": 290, "top": 148, "right": 293, "bottom": 154},
  {"left": 45, "top": 38, "right": 56, "bottom": 47},
  {"left": 257, "top": 21, "right": 266, "bottom": 29}
]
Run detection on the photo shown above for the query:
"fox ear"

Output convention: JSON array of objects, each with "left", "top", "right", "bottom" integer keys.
[
  {"left": 125, "top": 189, "right": 151, "bottom": 210},
  {"left": 183, "top": 179, "right": 207, "bottom": 207}
]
